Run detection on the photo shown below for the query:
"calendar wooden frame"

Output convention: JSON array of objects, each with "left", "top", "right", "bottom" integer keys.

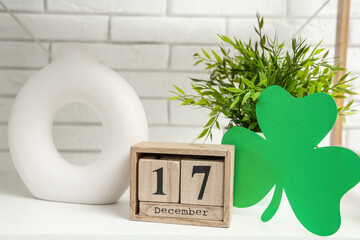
[{"left": 130, "top": 142, "right": 234, "bottom": 228}]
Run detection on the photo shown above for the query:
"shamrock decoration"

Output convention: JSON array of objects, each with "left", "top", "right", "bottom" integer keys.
[{"left": 222, "top": 86, "right": 360, "bottom": 236}]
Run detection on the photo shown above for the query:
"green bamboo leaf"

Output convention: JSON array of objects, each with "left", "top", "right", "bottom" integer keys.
[
  {"left": 314, "top": 48, "right": 325, "bottom": 55},
  {"left": 242, "top": 115, "right": 250, "bottom": 121},
  {"left": 209, "top": 106, "right": 220, "bottom": 116},
  {"left": 260, "top": 35, "right": 266, "bottom": 45},
  {"left": 181, "top": 99, "right": 194, "bottom": 105},
  {"left": 202, "top": 91, "right": 215, "bottom": 95},
  {"left": 346, "top": 90, "right": 357, "bottom": 95},
  {"left": 248, "top": 122, "right": 257, "bottom": 130},
  {"left": 345, "top": 112, "right": 356, "bottom": 116},
  {"left": 242, "top": 77, "right": 255, "bottom": 88},
  {"left": 230, "top": 95, "right": 240, "bottom": 109},
  {"left": 313, "top": 66, "right": 319, "bottom": 76},
  {"left": 323, "top": 50, "right": 329, "bottom": 59},
  {"left": 168, "top": 96, "right": 179, "bottom": 100},
  {"left": 297, "top": 91, "right": 304, "bottom": 98},
  {"left": 344, "top": 99, "right": 354, "bottom": 110},
  {"left": 193, "top": 59, "right": 203, "bottom": 66},
  {"left": 257, "top": 80, "right": 267, "bottom": 87},
  {"left": 202, "top": 49, "right": 210, "bottom": 59},
  {"left": 292, "top": 38, "right": 296, "bottom": 50},
  {"left": 220, "top": 46, "right": 227, "bottom": 55},
  {"left": 198, "top": 128, "right": 209, "bottom": 139},
  {"left": 191, "top": 84, "right": 202, "bottom": 94},
  {"left": 219, "top": 34, "right": 234, "bottom": 44},
  {"left": 242, "top": 92, "right": 251, "bottom": 104},
  {"left": 251, "top": 75, "right": 257, "bottom": 83},
  {"left": 309, "top": 85, "right": 316, "bottom": 95},
  {"left": 211, "top": 50, "right": 222, "bottom": 63},
  {"left": 195, "top": 99, "right": 208, "bottom": 105},
  {"left": 174, "top": 85, "right": 185, "bottom": 94},
  {"left": 204, "top": 116, "right": 216, "bottom": 128},
  {"left": 317, "top": 82, "right": 323, "bottom": 92},
  {"left": 252, "top": 91, "right": 261, "bottom": 101},
  {"left": 216, "top": 121, "right": 220, "bottom": 130},
  {"left": 338, "top": 72, "right": 351, "bottom": 83},
  {"left": 333, "top": 94, "right": 346, "bottom": 99},
  {"left": 226, "top": 88, "right": 242, "bottom": 93},
  {"left": 259, "top": 72, "right": 267, "bottom": 82},
  {"left": 259, "top": 18, "right": 264, "bottom": 28}
]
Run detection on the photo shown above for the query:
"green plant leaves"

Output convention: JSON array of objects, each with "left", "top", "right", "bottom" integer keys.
[
  {"left": 194, "top": 99, "right": 208, "bottom": 105},
  {"left": 169, "top": 14, "right": 358, "bottom": 141},
  {"left": 252, "top": 91, "right": 261, "bottom": 100},
  {"left": 222, "top": 86, "right": 360, "bottom": 236},
  {"left": 174, "top": 85, "right": 185, "bottom": 94},
  {"left": 226, "top": 88, "right": 242, "bottom": 93},
  {"left": 168, "top": 96, "right": 179, "bottom": 100},
  {"left": 241, "top": 77, "right": 255, "bottom": 88},
  {"left": 314, "top": 48, "right": 325, "bottom": 55},
  {"left": 230, "top": 95, "right": 240, "bottom": 109},
  {"left": 202, "top": 49, "right": 210, "bottom": 59},
  {"left": 198, "top": 128, "right": 209, "bottom": 139},
  {"left": 204, "top": 116, "right": 216, "bottom": 128},
  {"left": 242, "top": 92, "right": 251, "bottom": 104}
]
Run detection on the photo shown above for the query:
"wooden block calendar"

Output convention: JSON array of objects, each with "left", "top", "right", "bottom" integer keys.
[{"left": 130, "top": 142, "right": 234, "bottom": 227}]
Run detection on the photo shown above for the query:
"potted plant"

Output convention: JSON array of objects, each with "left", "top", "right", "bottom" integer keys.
[{"left": 170, "top": 14, "right": 357, "bottom": 142}]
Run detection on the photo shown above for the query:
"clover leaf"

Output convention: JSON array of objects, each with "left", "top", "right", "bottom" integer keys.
[{"left": 222, "top": 86, "right": 360, "bottom": 236}]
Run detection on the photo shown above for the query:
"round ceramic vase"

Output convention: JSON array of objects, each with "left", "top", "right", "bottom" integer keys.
[{"left": 8, "top": 44, "right": 148, "bottom": 204}]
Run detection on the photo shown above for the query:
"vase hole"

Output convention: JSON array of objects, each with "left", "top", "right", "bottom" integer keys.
[{"left": 52, "top": 102, "right": 104, "bottom": 166}]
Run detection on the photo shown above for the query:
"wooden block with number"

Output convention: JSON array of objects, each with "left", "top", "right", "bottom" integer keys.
[
  {"left": 138, "top": 155, "right": 182, "bottom": 203},
  {"left": 180, "top": 157, "right": 224, "bottom": 206},
  {"left": 130, "top": 142, "right": 234, "bottom": 228}
]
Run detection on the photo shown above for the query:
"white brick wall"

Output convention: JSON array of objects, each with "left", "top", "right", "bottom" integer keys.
[
  {"left": 0, "top": 42, "right": 49, "bottom": 67},
  {"left": 52, "top": 43, "right": 169, "bottom": 69},
  {"left": 228, "top": 18, "right": 337, "bottom": 45},
  {"left": 47, "top": 0, "right": 166, "bottom": 15},
  {"left": 0, "top": 70, "right": 36, "bottom": 94},
  {"left": 111, "top": 17, "right": 226, "bottom": 43},
  {"left": 0, "top": 14, "right": 108, "bottom": 40},
  {"left": 169, "top": 0, "right": 287, "bottom": 17},
  {"left": 287, "top": 0, "right": 338, "bottom": 17},
  {"left": 0, "top": 0, "right": 359, "bottom": 169},
  {"left": 0, "top": 0, "right": 43, "bottom": 11}
]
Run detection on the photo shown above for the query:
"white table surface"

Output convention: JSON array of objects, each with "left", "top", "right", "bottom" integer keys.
[{"left": 0, "top": 171, "right": 359, "bottom": 240}]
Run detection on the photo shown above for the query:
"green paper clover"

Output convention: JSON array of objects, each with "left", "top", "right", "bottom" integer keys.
[{"left": 222, "top": 86, "right": 360, "bottom": 236}]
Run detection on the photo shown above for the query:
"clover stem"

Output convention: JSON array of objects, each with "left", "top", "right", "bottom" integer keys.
[{"left": 261, "top": 185, "right": 283, "bottom": 222}]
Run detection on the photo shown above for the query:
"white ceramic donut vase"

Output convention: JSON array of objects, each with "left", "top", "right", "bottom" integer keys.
[{"left": 8, "top": 44, "right": 148, "bottom": 204}]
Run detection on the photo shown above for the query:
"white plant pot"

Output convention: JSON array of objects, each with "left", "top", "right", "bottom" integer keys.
[{"left": 8, "top": 44, "right": 148, "bottom": 204}]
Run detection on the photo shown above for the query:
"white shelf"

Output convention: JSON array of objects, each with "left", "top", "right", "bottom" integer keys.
[{"left": 0, "top": 171, "right": 359, "bottom": 240}]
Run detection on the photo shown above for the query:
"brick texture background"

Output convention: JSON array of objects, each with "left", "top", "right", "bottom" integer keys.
[{"left": 0, "top": 0, "right": 359, "bottom": 169}]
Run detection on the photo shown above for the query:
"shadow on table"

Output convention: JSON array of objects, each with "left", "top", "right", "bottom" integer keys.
[
  {"left": 0, "top": 171, "right": 32, "bottom": 198},
  {"left": 0, "top": 171, "right": 130, "bottom": 220},
  {"left": 96, "top": 187, "right": 131, "bottom": 220},
  {"left": 98, "top": 198, "right": 130, "bottom": 220},
  {"left": 341, "top": 184, "right": 360, "bottom": 223}
]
